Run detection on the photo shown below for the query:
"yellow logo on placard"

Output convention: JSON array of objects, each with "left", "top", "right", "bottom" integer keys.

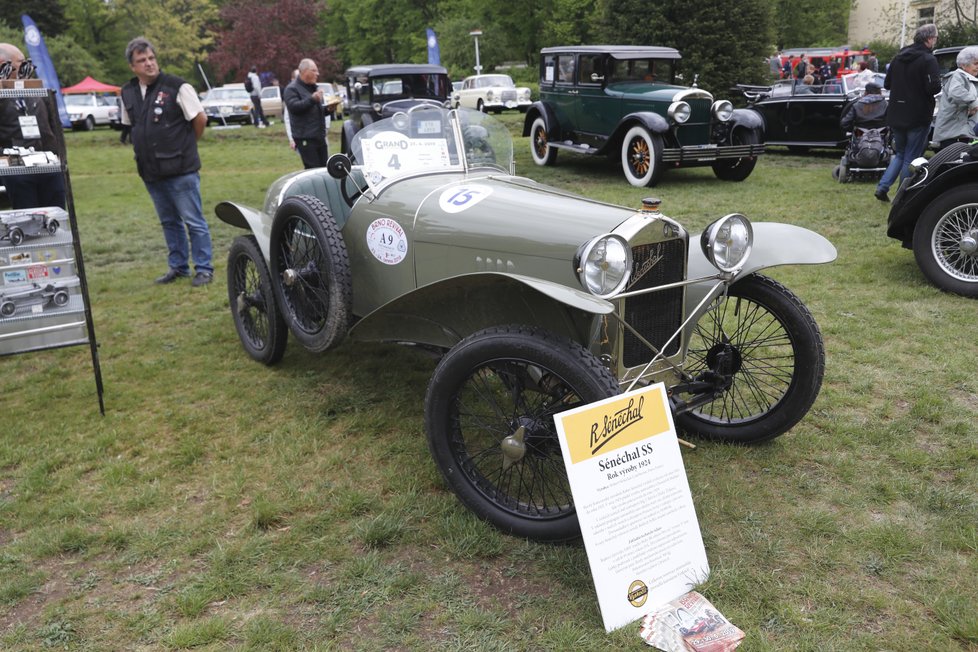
[
  {"left": 562, "top": 386, "right": 670, "bottom": 464},
  {"left": 627, "top": 579, "right": 649, "bottom": 607}
]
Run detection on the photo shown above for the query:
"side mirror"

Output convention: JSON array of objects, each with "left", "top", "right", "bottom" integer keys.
[{"left": 326, "top": 153, "right": 352, "bottom": 179}]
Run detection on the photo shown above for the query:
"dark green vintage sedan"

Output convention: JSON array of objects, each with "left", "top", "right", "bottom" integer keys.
[
  {"left": 216, "top": 107, "right": 835, "bottom": 541},
  {"left": 524, "top": 45, "right": 766, "bottom": 187}
]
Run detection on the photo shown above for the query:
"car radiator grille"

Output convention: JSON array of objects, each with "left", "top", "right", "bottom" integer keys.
[
  {"left": 621, "top": 239, "right": 686, "bottom": 368},
  {"left": 500, "top": 90, "right": 517, "bottom": 102}
]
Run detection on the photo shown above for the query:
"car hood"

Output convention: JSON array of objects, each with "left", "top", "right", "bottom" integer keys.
[
  {"left": 607, "top": 82, "right": 713, "bottom": 102},
  {"left": 403, "top": 174, "right": 637, "bottom": 254}
]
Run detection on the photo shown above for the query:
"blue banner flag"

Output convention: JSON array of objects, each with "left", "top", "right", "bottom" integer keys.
[
  {"left": 21, "top": 14, "right": 71, "bottom": 128},
  {"left": 426, "top": 28, "right": 440, "bottom": 66}
]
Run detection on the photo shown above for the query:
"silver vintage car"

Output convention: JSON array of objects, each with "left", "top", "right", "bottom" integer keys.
[{"left": 215, "top": 107, "right": 836, "bottom": 541}]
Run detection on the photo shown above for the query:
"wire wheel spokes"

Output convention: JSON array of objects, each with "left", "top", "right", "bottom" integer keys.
[
  {"left": 232, "top": 256, "right": 271, "bottom": 347},
  {"left": 278, "top": 216, "right": 331, "bottom": 333},
  {"left": 686, "top": 294, "right": 796, "bottom": 424},
  {"left": 450, "top": 360, "right": 580, "bottom": 519},
  {"left": 533, "top": 127, "right": 549, "bottom": 157},
  {"left": 933, "top": 205, "right": 978, "bottom": 282}
]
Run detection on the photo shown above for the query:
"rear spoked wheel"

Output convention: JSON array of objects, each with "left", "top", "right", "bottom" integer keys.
[{"left": 227, "top": 235, "right": 287, "bottom": 365}]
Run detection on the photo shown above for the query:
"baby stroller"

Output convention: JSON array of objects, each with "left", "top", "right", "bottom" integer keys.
[
  {"left": 833, "top": 125, "right": 892, "bottom": 183},
  {"left": 832, "top": 83, "right": 891, "bottom": 183}
]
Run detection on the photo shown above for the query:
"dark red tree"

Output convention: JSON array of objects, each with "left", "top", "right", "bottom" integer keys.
[{"left": 208, "top": 0, "right": 341, "bottom": 86}]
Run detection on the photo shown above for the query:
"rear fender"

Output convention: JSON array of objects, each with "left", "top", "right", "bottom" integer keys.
[
  {"left": 685, "top": 222, "right": 837, "bottom": 315},
  {"left": 349, "top": 272, "right": 613, "bottom": 350},
  {"left": 215, "top": 201, "right": 273, "bottom": 261},
  {"left": 522, "top": 101, "right": 559, "bottom": 137}
]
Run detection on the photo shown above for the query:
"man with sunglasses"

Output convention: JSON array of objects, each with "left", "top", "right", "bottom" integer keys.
[{"left": 0, "top": 43, "right": 66, "bottom": 210}]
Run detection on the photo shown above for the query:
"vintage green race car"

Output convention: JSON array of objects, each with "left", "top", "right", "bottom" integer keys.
[{"left": 215, "top": 107, "right": 836, "bottom": 542}]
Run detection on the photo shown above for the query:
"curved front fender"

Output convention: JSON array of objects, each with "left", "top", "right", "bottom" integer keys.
[
  {"left": 215, "top": 201, "right": 273, "bottom": 261},
  {"left": 350, "top": 272, "right": 613, "bottom": 349},
  {"left": 729, "top": 107, "right": 765, "bottom": 131},
  {"left": 685, "top": 222, "right": 837, "bottom": 315},
  {"left": 522, "top": 101, "right": 559, "bottom": 137}
]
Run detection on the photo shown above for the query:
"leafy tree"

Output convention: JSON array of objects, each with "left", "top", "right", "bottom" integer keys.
[
  {"left": 62, "top": 0, "right": 129, "bottom": 84},
  {"left": 594, "top": 0, "right": 774, "bottom": 93},
  {"left": 540, "top": 0, "right": 598, "bottom": 47},
  {"left": 326, "top": 0, "right": 431, "bottom": 67},
  {"left": 0, "top": 21, "right": 105, "bottom": 88},
  {"left": 209, "top": 0, "right": 339, "bottom": 86},
  {"left": 774, "top": 0, "right": 850, "bottom": 49},
  {"left": 0, "top": 0, "right": 68, "bottom": 36}
]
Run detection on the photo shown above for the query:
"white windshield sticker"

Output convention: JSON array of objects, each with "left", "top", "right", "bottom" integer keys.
[
  {"left": 438, "top": 184, "right": 493, "bottom": 214},
  {"left": 366, "top": 218, "right": 408, "bottom": 265},
  {"left": 360, "top": 131, "right": 451, "bottom": 181}
]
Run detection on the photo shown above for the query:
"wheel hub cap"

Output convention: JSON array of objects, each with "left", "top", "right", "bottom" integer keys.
[
  {"left": 500, "top": 425, "right": 526, "bottom": 470},
  {"left": 960, "top": 232, "right": 978, "bottom": 256},
  {"left": 706, "top": 341, "right": 743, "bottom": 376},
  {"left": 282, "top": 268, "right": 297, "bottom": 287}
]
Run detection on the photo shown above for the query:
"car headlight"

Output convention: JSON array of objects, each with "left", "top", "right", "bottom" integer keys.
[
  {"left": 520, "top": 89, "right": 530, "bottom": 100},
  {"left": 711, "top": 100, "right": 733, "bottom": 122},
  {"left": 373, "top": 102, "right": 382, "bottom": 114},
  {"left": 486, "top": 90, "right": 494, "bottom": 100},
  {"left": 575, "top": 234, "right": 632, "bottom": 298},
  {"left": 668, "top": 101, "right": 691, "bottom": 124},
  {"left": 68, "top": 112, "right": 81, "bottom": 120},
  {"left": 700, "top": 214, "right": 753, "bottom": 273}
]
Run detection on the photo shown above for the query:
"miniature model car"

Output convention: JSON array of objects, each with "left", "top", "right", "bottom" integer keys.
[
  {"left": 452, "top": 74, "right": 531, "bottom": 113},
  {"left": 524, "top": 45, "right": 766, "bottom": 187},
  {"left": 341, "top": 64, "right": 451, "bottom": 154},
  {"left": 0, "top": 206, "right": 64, "bottom": 245},
  {"left": 64, "top": 93, "right": 119, "bottom": 131},
  {"left": 0, "top": 281, "right": 70, "bottom": 317},
  {"left": 216, "top": 107, "right": 836, "bottom": 541},
  {"left": 738, "top": 71, "right": 887, "bottom": 150},
  {"left": 887, "top": 142, "right": 978, "bottom": 297},
  {"left": 201, "top": 86, "right": 253, "bottom": 125}
]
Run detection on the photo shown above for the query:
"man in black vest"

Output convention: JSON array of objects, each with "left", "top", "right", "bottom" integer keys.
[{"left": 120, "top": 37, "right": 214, "bottom": 286}]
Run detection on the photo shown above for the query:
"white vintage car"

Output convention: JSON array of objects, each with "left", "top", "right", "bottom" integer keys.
[
  {"left": 452, "top": 74, "right": 531, "bottom": 113},
  {"left": 64, "top": 94, "right": 119, "bottom": 131}
]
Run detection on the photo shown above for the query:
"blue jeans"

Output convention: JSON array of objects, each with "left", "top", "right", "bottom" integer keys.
[
  {"left": 144, "top": 172, "right": 213, "bottom": 275},
  {"left": 877, "top": 124, "right": 930, "bottom": 194}
]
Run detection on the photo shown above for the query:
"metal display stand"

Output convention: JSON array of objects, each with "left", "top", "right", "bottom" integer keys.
[{"left": 0, "top": 87, "right": 104, "bottom": 414}]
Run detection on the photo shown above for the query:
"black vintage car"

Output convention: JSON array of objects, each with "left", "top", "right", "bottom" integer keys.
[
  {"left": 340, "top": 64, "right": 451, "bottom": 155},
  {"left": 887, "top": 142, "right": 978, "bottom": 297},
  {"left": 739, "top": 71, "right": 887, "bottom": 150}
]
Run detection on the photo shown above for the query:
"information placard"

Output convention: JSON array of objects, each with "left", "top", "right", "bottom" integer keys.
[{"left": 553, "top": 383, "right": 709, "bottom": 632}]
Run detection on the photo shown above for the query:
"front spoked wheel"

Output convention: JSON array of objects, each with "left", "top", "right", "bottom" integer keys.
[
  {"left": 425, "top": 325, "right": 619, "bottom": 542},
  {"left": 675, "top": 274, "right": 825, "bottom": 443},
  {"left": 227, "top": 235, "right": 287, "bottom": 365},
  {"left": 912, "top": 184, "right": 978, "bottom": 297}
]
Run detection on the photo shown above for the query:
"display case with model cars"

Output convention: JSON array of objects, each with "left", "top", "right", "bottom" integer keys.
[
  {"left": 0, "top": 86, "right": 100, "bottom": 391},
  {"left": 524, "top": 45, "right": 766, "bottom": 187},
  {"left": 215, "top": 106, "right": 837, "bottom": 542}
]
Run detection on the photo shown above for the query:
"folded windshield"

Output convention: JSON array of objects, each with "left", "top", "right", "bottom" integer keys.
[{"left": 350, "top": 107, "right": 514, "bottom": 191}]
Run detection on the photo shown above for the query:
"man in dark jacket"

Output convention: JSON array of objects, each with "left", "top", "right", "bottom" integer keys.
[
  {"left": 283, "top": 58, "right": 327, "bottom": 169},
  {"left": 120, "top": 36, "right": 214, "bottom": 286},
  {"left": 874, "top": 23, "right": 941, "bottom": 202},
  {"left": 841, "top": 82, "right": 888, "bottom": 130}
]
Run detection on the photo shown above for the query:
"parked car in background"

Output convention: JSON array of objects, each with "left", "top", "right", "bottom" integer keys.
[
  {"left": 934, "top": 45, "right": 966, "bottom": 77},
  {"left": 452, "top": 74, "right": 531, "bottom": 113},
  {"left": 201, "top": 85, "right": 253, "bottom": 125},
  {"left": 214, "top": 106, "right": 836, "bottom": 541},
  {"left": 259, "top": 85, "right": 283, "bottom": 119},
  {"left": 318, "top": 82, "right": 344, "bottom": 119},
  {"left": 341, "top": 64, "right": 451, "bottom": 154},
  {"left": 737, "top": 71, "right": 887, "bottom": 150},
  {"left": 64, "top": 94, "right": 119, "bottom": 131},
  {"left": 525, "top": 45, "right": 765, "bottom": 187},
  {"left": 887, "top": 142, "right": 978, "bottom": 297}
]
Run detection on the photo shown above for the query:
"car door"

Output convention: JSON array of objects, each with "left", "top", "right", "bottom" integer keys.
[
  {"left": 784, "top": 82, "right": 847, "bottom": 145},
  {"left": 572, "top": 53, "right": 612, "bottom": 148},
  {"left": 546, "top": 53, "right": 579, "bottom": 138}
]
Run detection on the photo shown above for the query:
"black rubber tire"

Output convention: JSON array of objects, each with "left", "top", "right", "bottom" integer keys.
[
  {"left": 269, "top": 195, "right": 352, "bottom": 352},
  {"left": 911, "top": 183, "right": 978, "bottom": 297},
  {"left": 529, "top": 116, "right": 557, "bottom": 166},
  {"left": 52, "top": 290, "right": 69, "bottom": 307},
  {"left": 9, "top": 229, "right": 23, "bottom": 246},
  {"left": 84, "top": 115, "right": 95, "bottom": 131},
  {"left": 712, "top": 129, "right": 759, "bottom": 181},
  {"left": 0, "top": 301, "right": 14, "bottom": 317},
  {"left": 675, "top": 274, "right": 825, "bottom": 443},
  {"left": 477, "top": 99, "right": 487, "bottom": 113},
  {"left": 425, "top": 325, "right": 620, "bottom": 542},
  {"left": 47, "top": 219, "right": 59, "bottom": 235},
  {"left": 621, "top": 125, "right": 664, "bottom": 187},
  {"left": 227, "top": 235, "right": 288, "bottom": 365}
]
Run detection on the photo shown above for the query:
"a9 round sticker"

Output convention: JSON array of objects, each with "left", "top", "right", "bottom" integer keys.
[{"left": 366, "top": 218, "right": 408, "bottom": 265}]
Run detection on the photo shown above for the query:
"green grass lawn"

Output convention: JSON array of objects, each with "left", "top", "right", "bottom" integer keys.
[{"left": 0, "top": 117, "right": 975, "bottom": 651}]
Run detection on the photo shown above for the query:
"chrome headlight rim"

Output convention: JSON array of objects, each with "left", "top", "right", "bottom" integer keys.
[
  {"left": 575, "top": 234, "right": 633, "bottom": 299},
  {"left": 700, "top": 214, "right": 753, "bottom": 273},
  {"left": 372, "top": 101, "right": 382, "bottom": 114},
  {"left": 711, "top": 99, "right": 734, "bottom": 122},
  {"left": 668, "top": 101, "right": 691, "bottom": 124}
]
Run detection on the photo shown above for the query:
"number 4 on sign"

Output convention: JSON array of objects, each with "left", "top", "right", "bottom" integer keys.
[{"left": 388, "top": 154, "right": 400, "bottom": 170}]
